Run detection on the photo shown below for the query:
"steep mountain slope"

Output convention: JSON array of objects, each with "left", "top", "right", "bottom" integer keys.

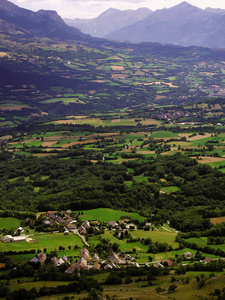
[
  {"left": 65, "top": 7, "right": 152, "bottom": 38},
  {"left": 0, "top": 0, "right": 90, "bottom": 40},
  {"left": 106, "top": 2, "right": 225, "bottom": 48}
]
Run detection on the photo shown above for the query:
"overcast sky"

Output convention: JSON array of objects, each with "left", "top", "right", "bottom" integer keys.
[{"left": 9, "top": 0, "right": 225, "bottom": 19}]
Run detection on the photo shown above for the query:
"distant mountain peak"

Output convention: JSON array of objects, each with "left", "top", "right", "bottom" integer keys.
[
  {"left": 0, "top": 0, "right": 90, "bottom": 41},
  {"left": 37, "top": 9, "right": 65, "bottom": 24},
  {"left": 178, "top": 1, "right": 195, "bottom": 7},
  {"left": 171, "top": 1, "right": 201, "bottom": 12},
  {"left": 64, "top": 7, "right": 152, "bottom": 38}
]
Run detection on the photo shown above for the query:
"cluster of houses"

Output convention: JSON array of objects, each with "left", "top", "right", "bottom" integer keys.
[
  {"left": 154, "top": 252, "right": 213, "bottom": 268},
  {"left": 45, "top": 212, "right": 102, "bottom": 236},
  {"left": 30, "top": 252, "right": 47, "bottom": 265},
  {"left": 65, "top": 247, "right": 101, "bottom": 273},
  {"left": 64, "top": 247, "right": 140, "bottom": 273},
  {"left": 28, "top": 246, "right": 141, "bottom": 274},
  {"left": 78, "top": 220, "right": 100, "bottom": 235},
  {"left": 44, "top": 210, "right": 76, "bottom": 233}
]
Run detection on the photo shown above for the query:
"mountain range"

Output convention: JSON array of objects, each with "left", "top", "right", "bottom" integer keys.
[
  {"left": 1, "top": 0, "right": 225, "bottom": 49},
  {"left": 64, "top": 7, "right": 152, "bottom": 38},
  {"left": 65, "top": 2, "right": 225, "bottom": 48},
  {"left": 0, "top": 0, "right": 90, "bottom": 41}
]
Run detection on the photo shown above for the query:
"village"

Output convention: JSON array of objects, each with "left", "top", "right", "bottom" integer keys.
[{"left": 1, "top": 209, "right": 215, "bottom": 276}]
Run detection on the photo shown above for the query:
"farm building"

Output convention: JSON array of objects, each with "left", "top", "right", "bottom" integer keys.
[
  {"left": 38, "top": 252, "right": 46, "bottom": 265},
  {"left": 78, "top": 225, "right": 86, "bottom": 234},
  {"left": 74, "top": 257, "right": 88, "bottom": 270},
  {"left": 66, "top": 223, "right": 76, "bottom": 231},
  {"left": 204, "top": 257, "right": 213, "bottom": 264},
  {"left": 145, "top": 222, "right": 152, "bottom": 228},
  {"left": 184, "top": 251, "right": 192, "bottom": 259},
  {"left": 1, "top": 235, "right": 14, "bottom": 243},
  {"left": 55, "top": 258, "right": 65, "bottom": 267},
  {"left": 92, "top": 254, "right": 99, "bottom": 262},
  {"left": 125, "top": 254, "right": 131, "bottom": 260},
  {"left": 108, "top": 221, "right": 118, "bottom": 228},
  {"left": 30, "top": 257, "right": 39, "bottom": 264},
  {"left": 80, "top": 247, "right": 89, "bottom": 260},
  {"left": 161, "top": 259, "right": 174, "bottom": 267},
  {"left": 82, "top": 220, "right": 90, "bottom": 230},
  {"left": 61, "top": 255, "right": 68, "bottom": 262},
  {"left": 109, "top": 252, "right": 121, "bottom": 264},
  {"left": 133, "top": 262, "right": 140, "bottom": 268},
  {"left": 93, "top": 262, "right": 101, "bottom": 270},
  {"left": 30, "top": 252, "right": 47, "bottom": 265},
  {"left": 65, "top": 263, "right": 76, "bottom": 274},
  {"left": 51, "top": 256, "right": 57, "bottom": 263},
  {"left": 13, "top": 236, "right": 26, "bottom": 242},
  {"left": 104, "top": 264, "right": 113, "bottom": 270}
]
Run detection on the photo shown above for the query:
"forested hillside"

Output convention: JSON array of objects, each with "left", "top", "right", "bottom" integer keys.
[{"left": 1, "top": 150, "right": 224, "bottom": 232}]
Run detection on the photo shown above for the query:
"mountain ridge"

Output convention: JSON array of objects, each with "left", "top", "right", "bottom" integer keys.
[
  {"left": 64, "top": 7, "right": 152, "bottom": 38},
  {"left": 105, "top": 2, "right": 225, "bottom": 48},
  {"left": 65, "top": 1, "right": 225, "bottom": 48},
  {"left": 0, "top": 0, "right": 91, "bottom": 41}
]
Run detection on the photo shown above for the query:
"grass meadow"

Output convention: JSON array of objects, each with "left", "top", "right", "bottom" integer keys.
[
  {"left": 0, "top": 232, "right": 83, "bottom": 253},
  {"left": 77, "top": 208, "right": 145, "bottom": 223},
  {"left": 0, "top": 217, "right": 20, "bottom": 230}
]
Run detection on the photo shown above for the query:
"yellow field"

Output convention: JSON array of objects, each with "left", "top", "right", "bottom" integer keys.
[
  {"left": 111, "top": 65, "right": 125, "bottom": 71},
  {"left": 197, "top": 156, "right": 225, "bottom": 164},
  {"left": 0, "top": 52, "right": 10, "bottom": 57},
  {"left": 141, "top": 119, "right": 161, "bottom": 125},
  {"left": 210, "top": 216, "right": 225, "bottom": 225}
]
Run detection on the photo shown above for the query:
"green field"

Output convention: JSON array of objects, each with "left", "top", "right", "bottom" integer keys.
[
  {"left": 0, "top": 217, "right": 20, "bottom": 230},
  {"left": 77, "top": 208, "right": 145, "bottom": 223},
  {"left": 131, "top": 229, "right": 178, "bottom": 249},
  {"left": 0, "top": 232, "right": 83, "bottom": 252},
  {"left": 100, "top": 231, "right": 148, "bottom": 253},
  {"left": 151, "top": 131, "right": 179, "bottom": 138},
  {"left": 161, "top": 186, "right": 180, "bottom": 193},
  {"left": 40, "top": 98, "right": 86, "bottom": 104}
]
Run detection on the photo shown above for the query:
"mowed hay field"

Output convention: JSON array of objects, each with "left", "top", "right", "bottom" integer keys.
[
  {"left": 0, "top": 217, "right": 20, "bottom": 230},
  {"left": 77, "top": 208, "right": 145, "bottom": 223},
  {"left": 131, "top": 229, "right": 178, "bottom": 249},
  {"left": 210, "top": 216, "right": 225, "bottom": 225},
  {"left": 0, "top": 233, "right": 83, "bottom": 252},
  {"left": 196, "top": 156, "right": 225, "bottom": 164}
]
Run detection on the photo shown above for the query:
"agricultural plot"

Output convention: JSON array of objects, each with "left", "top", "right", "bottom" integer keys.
[
  {"left": 77, "top": 208, "right": 145, "bottom": 223},
  {"left": 161, "top": 186, "right": 180, "bottom": 193},
  {"left": 186, "top": 237, "right": 225, "bottom": 254},
  {"left": 210, "top": 217, "right": 225, "bottom": 225},
  {"left": 40, "top": 98, "right": 86, "bottom": 104},
  {"left": 0, "top": 217, "right": 20, "bottom": 230},
  {"left": 0, "top": 233, "right": 83, "bottom": 252},
  {"left": 131, "top": 229, "right": 178, "bottom": 249}
]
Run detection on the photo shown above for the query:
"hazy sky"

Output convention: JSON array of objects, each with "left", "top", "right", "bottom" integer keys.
[{"left": 9, "top": 0, "right": 225, "bottom": 19}]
